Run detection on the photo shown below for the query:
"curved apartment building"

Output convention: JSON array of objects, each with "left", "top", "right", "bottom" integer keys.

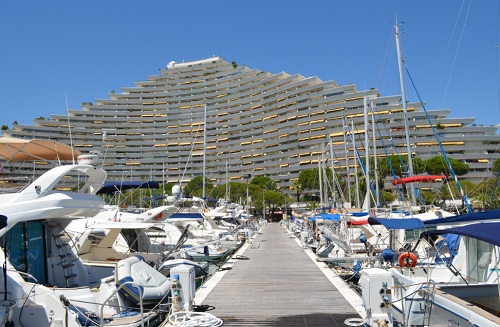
[{"left": 3, "top": 56, "right": 500, "bottom": 192}]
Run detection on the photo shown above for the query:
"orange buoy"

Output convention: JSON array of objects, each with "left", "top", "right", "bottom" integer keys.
[{"left": 398, "top": 252, "right": 417, "bottom": 267}]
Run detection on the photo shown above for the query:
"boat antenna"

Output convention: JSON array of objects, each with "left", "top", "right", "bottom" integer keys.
[{"left": 65, "top": 94, "right": 75, "bottom": 164}]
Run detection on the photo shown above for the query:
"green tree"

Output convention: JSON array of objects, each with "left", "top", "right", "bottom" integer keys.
[
  {"left": 380, "top": 190, "right": 397, "bottom": 204},
  {"left": 306, "top": 201, "right": 319, "bottom": 212},
  {"left": 265, "top": 190, "right": 284, "bottom": 219},
  {"left": 378, "top": 155, "right": 425, "bottom": 178},
  {"left": 424, "top": 156, "right": 469, "bottom": 176},
  {"left": 217, "top": 182, "right": 247, "bottom": 204},
  {"left": 1, "top": 125, "right": 8, "bottom": 131},
  {"left": 298, "top": 167, "right": 333, "bottom": 190},
  {"left": 438, "top": 180, "right": 475, "bottom": 201},
  {"left": 418, "top": 190, "right": 439, "bottom": 205},
  {"left": 160, "top": 183, "right": 175, "bottom": 196},
  {"left": 492, "top": 158, "right": 500, "bottom": 173},
  {"left": 251, "top": 175, "right": 276, "bottom": 190},
  {"left": 467, "top": 176, "right": 500, "bottom": 210},
  {"left": 290, "top": 180, "right": 303, "bottom": 203},
  {"left": 184, "top": 176, "right": 213, "bottom": 196}
]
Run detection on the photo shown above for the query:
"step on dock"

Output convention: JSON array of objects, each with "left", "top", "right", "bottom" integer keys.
[{"left": 195, "top": 223, "right": 364, "bottom": 326}]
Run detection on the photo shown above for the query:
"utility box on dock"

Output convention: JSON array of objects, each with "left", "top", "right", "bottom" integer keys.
[
  {"left": 360, "top": 268, "right": 393, "bottom": 327},
  {"left": 300, "top": 231, "right": 309, "bottom": 248},
  {"left": 170, "top": 264, "right": 196, "bottom": 312}
]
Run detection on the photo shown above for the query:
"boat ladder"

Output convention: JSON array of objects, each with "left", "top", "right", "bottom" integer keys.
[
  {"left": 422, "top": 279, "right": 436, "bottom": 326},
  {"left": 48, "top": 223, "right": 79, "bottom": 288}
]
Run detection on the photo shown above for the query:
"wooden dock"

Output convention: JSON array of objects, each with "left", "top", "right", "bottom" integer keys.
[{"left": 195, "top": 223, "right": 364, "bottom": 326}]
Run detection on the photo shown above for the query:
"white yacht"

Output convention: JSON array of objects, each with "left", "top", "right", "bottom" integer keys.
[{"left": 0, "top": 156, "right": 172, "bottom": 326}]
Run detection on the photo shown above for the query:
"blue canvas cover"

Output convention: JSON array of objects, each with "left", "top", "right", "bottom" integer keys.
[
  {"left": 169, "top": 212, "right": 204, "bottom": 219},
  {"left": 320, "top": 213, "right": 341, "bottom": 221},
  {"left": 368, "top": 217, "right": 424, "bottom": 230},
  {"left": 434, "top": 233, "right": 461, "bottom": 263},
  {"left": 422, "top": 222, "right": 500, "bottom": 247},
  {"left": 423, "top": 209, "right": 500, "bottom": 226}
]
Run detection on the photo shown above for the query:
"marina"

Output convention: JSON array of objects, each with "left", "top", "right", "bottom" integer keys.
[
  {"left": 1, "top": 5, "right": 500, "bottom": 326},
  {"left": 1, "top": 141, "right": 500, "bottom": 327}
]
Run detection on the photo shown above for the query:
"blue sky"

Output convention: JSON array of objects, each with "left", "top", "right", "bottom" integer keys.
[{"left": 1, "top": 1, "right": 499, "bottom": 128}]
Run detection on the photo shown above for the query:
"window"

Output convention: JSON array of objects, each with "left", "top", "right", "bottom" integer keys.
[{"left": 3, "top": 221, "right": 47, "bottom": 283}]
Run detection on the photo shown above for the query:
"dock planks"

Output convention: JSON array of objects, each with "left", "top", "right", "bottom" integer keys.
[{"left": 198, "top": 223, "right": 362, "bottom": 326}]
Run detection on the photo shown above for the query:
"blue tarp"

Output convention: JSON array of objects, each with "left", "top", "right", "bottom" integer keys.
[
  {"left": 423, "top": 209, "right": 500, "bottom": 226},
  {"left": 368, "top": 217, "right": 424, "bottom": 230},
  {"left": 97, "top": 181, "right": 160, "bottom": 194},
  {"left": 320, "top": 213, "right": 341, "bottom": 221},
  {"left": 308, "top": 213, "right": 340, "bottom": 221},
  {"left": 435, "top": 233, "right": 461, "bottom": 263},
  {"left": 422, "top": 222, "right": 500, "bottom": 247},
  {"left": 169, "top": 213, "right": 204, "bottom": 220}
]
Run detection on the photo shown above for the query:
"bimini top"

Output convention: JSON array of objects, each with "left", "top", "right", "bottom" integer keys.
[
  {"left": 308, "top": 213, "right": 341, "bottom": 222},
  {"left": 0, "top": 136, "right": 80, "bottom": 162},
  {"left": 392, "top": 175, "right": 446, "bottom": 185},
  {"left": 422, "top": 222, "right": 500, "bottom": 247},
  {"left": 423, "top": 209, "right": 500, "bottom": 226},
  {"left": 319, "top": 213, "right": 341, "bottom": 221},
  {"left": 368, "top": 217, "right": 424, "bottom": 230}
]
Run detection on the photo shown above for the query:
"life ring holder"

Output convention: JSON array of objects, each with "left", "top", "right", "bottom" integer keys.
[{"left": 398, "top": 252, "right": 417, "bottom": 267}]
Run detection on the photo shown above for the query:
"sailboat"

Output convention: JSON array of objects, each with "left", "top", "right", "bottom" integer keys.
[{"left": 358, "top": 20, "right": 500, "bottom": 327}]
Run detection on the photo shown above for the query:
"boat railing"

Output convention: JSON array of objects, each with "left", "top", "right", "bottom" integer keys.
[
  {"left": 8, "top": 269, "right": 39, "bottom": 284},
  {"left": 100, "top": 280, "right": 144, "bottom": 327},
  {"left": 423, "top": 279, "right": 436, "bottom": 326}
]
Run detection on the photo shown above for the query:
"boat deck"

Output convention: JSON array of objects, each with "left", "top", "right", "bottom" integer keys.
[{"left": 194, "top": 222, "right": 363, "bottom": 326}]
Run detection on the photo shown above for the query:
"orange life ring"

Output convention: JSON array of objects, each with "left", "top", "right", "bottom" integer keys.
[{"left": 398, "top": 252, "right": 417, "bottom": 267}]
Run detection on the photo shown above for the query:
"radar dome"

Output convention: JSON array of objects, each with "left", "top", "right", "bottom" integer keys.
[
  {"left": 172, "top": 185, "right": 181, "bottom": 197},
  {"left": 77, "top": 154, "right": 99, "bottom": 165}
]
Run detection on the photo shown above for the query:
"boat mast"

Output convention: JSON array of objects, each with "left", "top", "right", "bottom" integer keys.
[
  {"left": 225, "top": 158, "right": 229, "bottom": 202},
  {"left": 321, "top": 142, "right": 329, "bottom": 208},
  {"left": 328, "top": 136, "right": 338, "bottom": 211},
  {"left": 395, "top": 23, "right": 416, "bottom": 206},
  {"left": 364, "top": 95, "right": 371, "bottom": 209},
  {"left": 371, "top": 101, "right": 380, "bottom": 207},
  {"left": 342, "top": 116, "right": 351, "bottom": 205},
  {"left": 203, "top": 104, "right": 207, "bottom": 199},
  {"left": 65, "top": 94, "right": 75, "bottom": 165},
  {"left": 352, "top": 120, "right": 361, "bottom": 208},
  {"left": 318, "top": 155, "right": 323, "bottom": 209}
]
